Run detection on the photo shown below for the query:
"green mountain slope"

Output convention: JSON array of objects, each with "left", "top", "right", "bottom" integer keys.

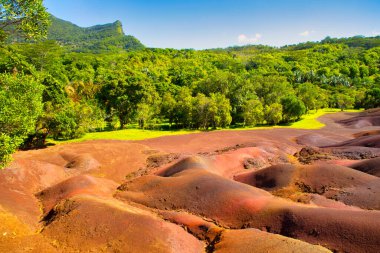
[{"left": 47, "top": 16, "right": 144, "bottom": 52}]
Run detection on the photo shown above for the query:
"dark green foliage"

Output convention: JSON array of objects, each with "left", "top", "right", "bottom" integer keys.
[
  {"left": 242, "top": 99, "right": 264, "bottom": 126},
  {"left": 44, "top": 101, "right": 105, "bottom": 140},
  {"left": 281, "top": 95, "right": 306, "bottom": 122},
  {"left": 0, "top": 74, "right": 43, "bottom": 167},
  {"left": 321, "top": 36, "right": 380, "bottom": 49},
  {"left": 1, "top": 0, "right": 50, "bottom": 41},
  {"left": 334, "top": 93, "right": 355, "bottom": 111},
  {"left": 264, "top": 103, "right": 283, "bottom": 125},
  {"left": 364, "top": 88, "right": 380, "bottom": 109}
]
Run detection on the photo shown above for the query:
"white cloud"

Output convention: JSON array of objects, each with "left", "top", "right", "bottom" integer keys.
[
  {"left": 238, "top": 33, "right": 262, "bottom": 44},
  {"left": 299, "top": 30, "right": 312, "bottom": 36},
  {"left": 372, "top": 31, "right": 380, "bottom": 36}
]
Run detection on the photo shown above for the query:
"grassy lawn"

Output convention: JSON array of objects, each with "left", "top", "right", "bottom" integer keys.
[
  {"left": 48, "top": 128, "right": 200, "bottom": 144},
  {"left": 231, "top": 108, "right": 362, "bottom": 131},
  {"left": 49, "top": 108, "right": 362, "bottom": 144},
  {"left": 284, "top": 108, "right": 361, "bottom": 129}
]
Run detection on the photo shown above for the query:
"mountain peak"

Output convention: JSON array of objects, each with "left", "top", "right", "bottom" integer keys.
[
  {"left": 113, "top": 20, "right": 123, "bottom": 35},
  {"left": 46, "top": 16, "right": 144, "bottom": 52}
]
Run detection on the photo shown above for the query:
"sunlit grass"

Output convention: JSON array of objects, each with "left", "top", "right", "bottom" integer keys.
[
  {"left": 284, "top": 108, "right": 362, "bottom": 129},
  {"left": 48, "top": 128, "right": 199, "bottom": 144},
  {"left": 50, "top": 108, "right": 362, "bottom": 144},
  {"left": 231, "top": 108, "right": 362, "bottom": 131}
]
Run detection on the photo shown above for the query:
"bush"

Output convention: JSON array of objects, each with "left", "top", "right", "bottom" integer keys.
[
  {"left": 242, "top": 99, "right": 264, "bottom": 126},
  {"left": 0, "top": 74, "right": 43, "bottom": 168},
  {"left": 364, "top": 88, "right": 380, "bottom": 109},
  {"left": 281, "top": 95, "right": 306, "bottom": 122},
  {"left": 45, "top": 100, "right": 105, "bottom": 140},
  {"left": 0, "top": 134, "right": 22, "bottom": 168},
  {"left": 264, "top": 103, "right": 283, "bottom": 125}
]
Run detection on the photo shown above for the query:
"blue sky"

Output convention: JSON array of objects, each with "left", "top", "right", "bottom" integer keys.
[{"left": 43, "top": 0, "right": 380, "bottom": 49}]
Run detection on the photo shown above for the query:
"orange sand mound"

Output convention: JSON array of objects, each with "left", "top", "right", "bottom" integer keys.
[
  {"left": 1, "top": 110, "right": 380, "bottom": 252},
  {"left": 236, "top": 163, "right": 380, "bottom": 210},
  {"left": 348, "top": 157, "right": 380, "bottom": 177},
  {"left": 116, "top": 158, "right": 380, "bottom": 253}
]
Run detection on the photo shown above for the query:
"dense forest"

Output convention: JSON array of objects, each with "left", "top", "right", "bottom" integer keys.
[{"left": 1, "top": 7, "right": 380, "bottom": 167}]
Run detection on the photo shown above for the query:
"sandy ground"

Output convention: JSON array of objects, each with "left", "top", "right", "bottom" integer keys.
[{"left": 1, "top": 110, "right": 380, "bottom": 252}]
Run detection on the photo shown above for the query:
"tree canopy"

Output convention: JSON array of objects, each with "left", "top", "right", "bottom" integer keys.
[{"left": 0, "top": 0, "right": 50, "bottom": 41}]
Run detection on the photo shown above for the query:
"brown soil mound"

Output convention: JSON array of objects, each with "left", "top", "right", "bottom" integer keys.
[
  {"left": 13, "top": 140, "right": 151, "bottom": 183},
  {"left": 116, "top": 164, "right": 274, "bottom": 226},
  {"left": 2, "top": 110, "right": 380, "bottom": 252},
  {"left": 156, "top": 147, "right": 291, "bottom": 180},
  {"left": 235, "top": 163, "right": 380, "bottom": 210},
  {"left": 156, "top": 156, "right": 211, "bottom": 177},
  {"left": 296, "top": 134, "right": 340, "bottom": 147},
  {"left": 116, "top": 158, "right": 380, "bottom": 252},
  {"left": 63, "top": 153, "right": 101, "bottom": 173},
  {"left": 348, "top": 157, "right": 380, "bottom": 177},
  {"left": 160, "top": 210, "right": 331, "bottom": 253},
  {"left": 235, "top": 164, "right": 296, "bottom": 191},
  {"left": 36, "top": 175, "right": 118, "bottom": 216},
  {"left": 324, "top": 134, "right": 380, "bottom": 148},
  {"left": 353, "top": 129, "right": 380, "bottom": 138},
  {"left": 319, "top": 146, "right": 380, "bottom": 160},
  {"left": 208, "top": 146, "right": 291, "bottom": 179},
  {"left": 0, "top": 207, "right": 58, "bottom": 253},
  {"left": 340, "top": 116, "right": 380, "bottom": 128},
  {"left": 0, "top": 159, "right": 68, "bottom": 227},
  {"left": 215, "top": 229, "right": 331, "bottom": 253},
  {"left": 41, "top": 195, "right": 204, "bottom": 253},
  {"left": 297, "top": 193, "right": 362, "bottom": 210},
  {"left": 338, "top": 109, "right": 380, "bottom": 128}
]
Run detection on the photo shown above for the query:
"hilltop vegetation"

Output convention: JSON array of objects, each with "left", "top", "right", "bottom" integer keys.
[
  {"left": 46, "top": 16, "right": 144, "bottom": 52},
  {"left": 1, "top": 11, "right": 380, "bottom": 166},
  {"left": 7, "top": 15, "right": 144, "bottom": 53}
]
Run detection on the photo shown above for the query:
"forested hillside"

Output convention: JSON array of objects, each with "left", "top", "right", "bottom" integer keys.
[
  {"left": 1, "top": 15, "right": 380, "bottom": 166},
  {"left": 47, "top": 16, "right": 145, "bottom": 52},
  {"left": 8, "top": 15, "right": 145, "bottom": 52}
]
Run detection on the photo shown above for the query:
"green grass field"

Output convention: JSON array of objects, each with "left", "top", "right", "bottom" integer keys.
[{"left": 50, "top": 108, "right": 362, "bottom": 144}]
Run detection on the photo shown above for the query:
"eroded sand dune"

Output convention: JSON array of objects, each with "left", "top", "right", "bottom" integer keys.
[{"left": 1, "top": 110, "right": 380, "bottom": 252}]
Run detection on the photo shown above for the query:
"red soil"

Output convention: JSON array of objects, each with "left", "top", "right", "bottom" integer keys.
[
  {"left": 116, "top": 162, "right": 380, "bottom": 252},
  {"left": 41, "top": 195, "right": 204, "bottom": 252},
  {"left": 235, "top": 163, "right": 380, "bottom": 210},
  {"left": 348, "top": 157, "right": 380, "bottom": 177},
  {"left": 339, "top": 108, "right": 380, "bottom": 128},
  {"left": 1, "top": 110, "right": 380, "bottom": 252}
]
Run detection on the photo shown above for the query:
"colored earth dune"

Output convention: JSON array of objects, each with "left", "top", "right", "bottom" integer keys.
[{"left": 1, "top": 109, "right": 380, "bottom": 252}]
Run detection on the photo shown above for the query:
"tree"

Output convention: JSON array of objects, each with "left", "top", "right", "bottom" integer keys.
[
  {"left": 45, "top": 101, "right": 105, "bottom": 140},
  {"left": 98, "top": 71, "right": 152, "bottom": 129},
  {"left": 136, "top": 102, "right": 154, "bottom": 129},
  {"left": 174, "top": 87, "right": 193, "bottom": 127},
  {"left": 191, "top": 93, "right": 232, "bottom": 129},
  {"left": 210, "top": 93, "right": 232, "bottom": 128},
  {"left": 334, "top": 93, "right": 355, "bottom": 111},
  {"left": 254, "top": 76, "right": 293, "bottom": 106},
  {"left": 0, "top": 0, "right": 50, "bottom": 41},
  {"left": 192, "top": 93, "right": 211, "bottom": 129},
  {"left": 264, "top": 103, "right": 283, "bottom": 125},
  {"left": 363, "top": 87, "right": 380, "bottom": 109},
  {"left": 297, "top": 82, "right": 317, "bottom": 112},
  {"left": 161, "top": 92, "right": 177, "bottom": 127},
  {"left": 0, "top": 73, "right": 43, "bottom": 167},
  {"left": 242, "top": 99, "right": 264, "bottom": 126},
  {"left": 281, "top": 95, "right": 306, "bottom": 122}
]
